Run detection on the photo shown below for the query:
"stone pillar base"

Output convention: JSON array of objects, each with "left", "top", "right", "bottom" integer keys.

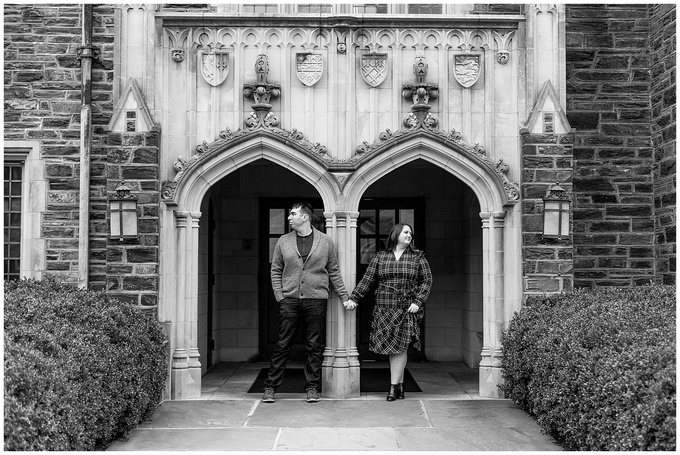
[
  {"left": 479, "top": 365, "right": 505, "bottom": 398},
  {"left": 171, "top": 349, "right": 201, "bottom": 399},
  {"left": 322, "top": 364, "right": 360, "bottom": 398}
]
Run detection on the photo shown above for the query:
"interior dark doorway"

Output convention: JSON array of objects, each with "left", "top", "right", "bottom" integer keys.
[
  {"left": 258, "top": 197, "right": 325, "bottom": 361},
  {"left": 356, "top": 197, "right": 426, "bottom": 362}
]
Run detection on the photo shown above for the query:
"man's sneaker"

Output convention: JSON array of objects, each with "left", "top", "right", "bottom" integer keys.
[
  {"left": 262, "top": 387, "right": 275, "bottom": 403},
  {"left": 306, "top": 389, "right": 320, "bottom": 403}
]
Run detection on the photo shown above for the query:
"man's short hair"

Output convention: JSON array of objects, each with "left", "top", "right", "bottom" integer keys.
[{"left": 291, "top": 202, "right": 314, "bottom": 220}]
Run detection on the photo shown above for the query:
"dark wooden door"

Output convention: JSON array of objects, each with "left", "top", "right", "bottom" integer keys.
[
  {"left": 356, "top": 198, "right": 426, "bottom": 361},
  {"left": 259, "top": 198, "right": 324, "bottom": 361}
]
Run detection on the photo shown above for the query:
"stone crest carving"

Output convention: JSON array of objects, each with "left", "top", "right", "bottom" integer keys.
[
  {"left": 360, "top": 53, "right": 388, "bottom": 87},
  {"left": 296, "top": 53, "right": 323, "bottom": 86},
  {"left": 453, "top": 54, "right": 481, "bottom": 88},
  {"left": 198, "top": 49, "right": 229, "bottom": 86}
]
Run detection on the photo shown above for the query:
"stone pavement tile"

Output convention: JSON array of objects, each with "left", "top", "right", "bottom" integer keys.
[
  {"left": 248, "top": 400, "right": 429, "bottom": 428},
  {"left": 107, "top": 428, "right": 279, "bottom": 451},
  {"left": 275, "top": 427, "right": 399, "bottom": 451},
  {"left": 137, "top": 400, "right": 256, "bottom": 429},
  {"left": 397, "top": 426, "right": 562, "bottom": 451},
  {"left": 423, "top": 400, "right": 539, "bottom": 427}
]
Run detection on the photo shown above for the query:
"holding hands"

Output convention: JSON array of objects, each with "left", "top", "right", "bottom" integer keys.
[
  {"left": 343, "top": 299, "right": 358, "bottom": 311},
  {"left": 343, "top": 300, "right": 418, "bottom": 313}
]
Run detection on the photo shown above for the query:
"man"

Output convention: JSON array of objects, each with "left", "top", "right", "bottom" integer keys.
[{"left": 263, "top": 202, "right": 349, "bottom": 403}]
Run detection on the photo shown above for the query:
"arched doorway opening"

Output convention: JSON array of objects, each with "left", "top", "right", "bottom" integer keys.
[
  {"left": 159, "top": 139, "right": 338, "bottom": 399},
  {"left": 356, "top": 160, "right": 483, "bottom": 368},
  {"left": 196, "top": 159, "right": 325, "bottom": 375}
]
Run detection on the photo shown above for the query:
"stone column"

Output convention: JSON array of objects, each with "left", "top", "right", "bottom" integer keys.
[
  {"left": 478, "top": 212, "right": 493, "bottom": 386},
  {"left": 479, "top": 211, "right": 507, "bottom": 398},
  {"left": 171, "top": 211, "right": 190, "bottom": 399},
  {"left": 186, "top": 211, "right": 202, "bottom": 396},
  {"left": 321, "top": 211, "right": 360, "bottom": 398},
  {"left": 490, "top": 211, "right": 506, "bottom": 398}
]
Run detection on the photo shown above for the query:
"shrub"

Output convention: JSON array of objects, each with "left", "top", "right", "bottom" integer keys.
[
  {"left": 4, "top": 278, "right": 168, "bottom": 451},
  {"left": 501, "top": 285, "right": 676, "bottom": 451}
]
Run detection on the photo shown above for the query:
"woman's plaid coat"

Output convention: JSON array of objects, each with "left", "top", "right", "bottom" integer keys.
[{"left": 350, "top": 249, "right": 433, "bottom": 354}]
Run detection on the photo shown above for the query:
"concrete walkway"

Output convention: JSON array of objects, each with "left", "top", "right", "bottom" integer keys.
[{"left": 108, "top": 362, "right": 562, "bottom": 451}]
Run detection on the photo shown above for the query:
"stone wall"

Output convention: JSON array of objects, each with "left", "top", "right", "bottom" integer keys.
[
  {"left": 565, "top": 4, "right": 656, "bottom": 287},
  {"left": 521, "top": 132, "right": 575, "bottom": 296},
  {"left": 4, "top": 4, "right": 115, "bottom": 286},
  {"left": 102, "top": 131, "right": 160, "bottom": 308},
  {"left": 649, "top": 4, "right": 676, "bottom": 285}
]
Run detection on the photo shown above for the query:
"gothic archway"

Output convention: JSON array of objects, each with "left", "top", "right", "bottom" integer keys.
[
  {"left": 340, "top": 131, "right": 521, "bottom": 398},
  {"left": 159, "top": 135, "right": 338, "bottom": 399}
]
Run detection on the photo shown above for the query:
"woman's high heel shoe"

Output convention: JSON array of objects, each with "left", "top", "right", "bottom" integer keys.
[
  {"left": 397, "top": 383, "right": 405, "bottom": 399},
  {"left": 386, "top": 384, "right": 398, "bottom": 401}
]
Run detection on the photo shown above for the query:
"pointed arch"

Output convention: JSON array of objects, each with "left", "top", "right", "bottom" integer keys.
[
  {"left": 344, "top": 133, "right": 515, "bottom": 213},
  {"left": 166, "top": 135, "right": 338, "bottom": 213}
]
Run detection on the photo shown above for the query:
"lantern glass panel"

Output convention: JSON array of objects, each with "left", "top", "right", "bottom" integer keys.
[
  {"left": 110, "top": 202, "right": 122, "bottom": 237},
  {"left": 559, "top": 201, "right": 570, "bottom": 236},
  {"left": 543, "top": 200, "right": 561, "bottom": 237},
  {"left": 121, "top": 200, "right": 138, "bottom": 237}
]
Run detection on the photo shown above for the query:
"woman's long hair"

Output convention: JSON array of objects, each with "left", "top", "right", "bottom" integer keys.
[{"left": 385, "top": 223, "right": 420, "bottom": 254}]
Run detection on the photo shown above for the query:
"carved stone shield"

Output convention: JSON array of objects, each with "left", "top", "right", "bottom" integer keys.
[
  {"left": 453, "top": 54, "right": 481, "bottom": 88},
  {"left": 199, "top": 50, "right": 229, "bottom": 87},
  {"left": 360, "top": 53, "right": 388, "bottom": 87},
  {"left": 296, "top": 53, "right": 323, "bottom": 86}
]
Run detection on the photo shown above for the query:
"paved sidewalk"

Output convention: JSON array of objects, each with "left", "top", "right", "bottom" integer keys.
[
  {"left": 108, "top": 399, "right": 561, "bottom": 451},
  {"left": 107, "top": 362, "right": 562, "bottom": 451}
]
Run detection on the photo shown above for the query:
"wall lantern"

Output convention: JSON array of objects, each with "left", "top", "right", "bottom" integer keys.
[
  {"left": 109, "top": 180, "right": 139, "bottom": 240},
  {"left": 543, "top": 183, "right": 571, "bottom": 239}
]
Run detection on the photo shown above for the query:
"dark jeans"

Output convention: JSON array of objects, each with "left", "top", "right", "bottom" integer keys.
[{"left": 265, "top": 298, "right": 327, "bottom": 392}]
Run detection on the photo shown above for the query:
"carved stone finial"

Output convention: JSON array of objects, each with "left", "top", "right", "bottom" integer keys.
[
  {"left": 413, "top": 56, "right": 428, "bottom": 83},
  {"left": 402, "top": 56, "right": 439, "bottom": 117},
  {"left": 244, "top": 54, "right": 281, "bottom": 119},
  {"left": 255, "top": 54, "right": 268, "bottom": 83}
]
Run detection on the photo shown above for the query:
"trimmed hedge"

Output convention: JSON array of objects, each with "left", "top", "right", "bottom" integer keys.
[
  {"left": 4, "top": 278, "right": 168, "bottom": 451},
  {"left": 501, "top": 285, "right": 676, "bottom": 451}
]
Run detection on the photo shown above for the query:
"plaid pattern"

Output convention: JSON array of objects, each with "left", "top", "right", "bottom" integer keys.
[{"left": 351, "top": 250, "right": 433, "bottom": 354}]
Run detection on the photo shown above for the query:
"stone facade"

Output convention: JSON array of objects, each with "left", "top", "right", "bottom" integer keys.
[
  {"left": 4, "top": 4, "right": 676, "bottom": 400},
  {"left": 649, "top": 4, "right": 676, "bottom": 285},
  {"left": 4, "top": 4, "right": 115, "bottom": 287},
  {"left": 521, "top": 132, "right": 574, "bottom": 297},
  {"left": 565, "top": 4, "right": 674, "bottom": 287}
]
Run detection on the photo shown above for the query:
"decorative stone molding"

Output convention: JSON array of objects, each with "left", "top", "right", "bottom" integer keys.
[
  {"left": 163, "top": 26, "right": 516, "bottom": 55},
  {"left": 492, "top": 30, "right": 515, "bottom": 64},
  {"left": 171, "top": 48, "right": 185, "bottom": 62},
  {"left": 161, "top": 120, "right": 334, "bottom": 203},
  {"left": 355, "top": 108, "right": 520, "bottom": 202}
]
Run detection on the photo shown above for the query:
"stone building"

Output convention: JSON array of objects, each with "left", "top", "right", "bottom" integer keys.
[{"left": 3, "top": 3, "right": 676, "bottom": 400}]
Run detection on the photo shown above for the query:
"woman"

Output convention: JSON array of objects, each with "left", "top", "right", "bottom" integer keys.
[{"left": 345, "top": 223, "right": 433, "bottom": 401}]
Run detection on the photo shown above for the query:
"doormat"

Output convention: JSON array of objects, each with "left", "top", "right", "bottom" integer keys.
[{"left": 247, "top": 368, "right": 422, "bottom": 393}]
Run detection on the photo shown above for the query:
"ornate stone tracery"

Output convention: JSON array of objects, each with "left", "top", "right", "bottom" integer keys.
[{"left": 164, "top": 26, "right": 516, "bottom": 59}]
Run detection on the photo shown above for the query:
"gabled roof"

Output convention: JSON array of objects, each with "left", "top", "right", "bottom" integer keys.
[
  {"left": 107, "top": 78, "right": 159, "bottom": 133},
  {"left": 524, "top": 80, "right": 572, "bottom": 134}
]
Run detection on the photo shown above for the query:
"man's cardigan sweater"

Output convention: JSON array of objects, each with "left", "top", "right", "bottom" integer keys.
[{"left": 270, "top": 228, "right": 349, "bottom": 302}]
